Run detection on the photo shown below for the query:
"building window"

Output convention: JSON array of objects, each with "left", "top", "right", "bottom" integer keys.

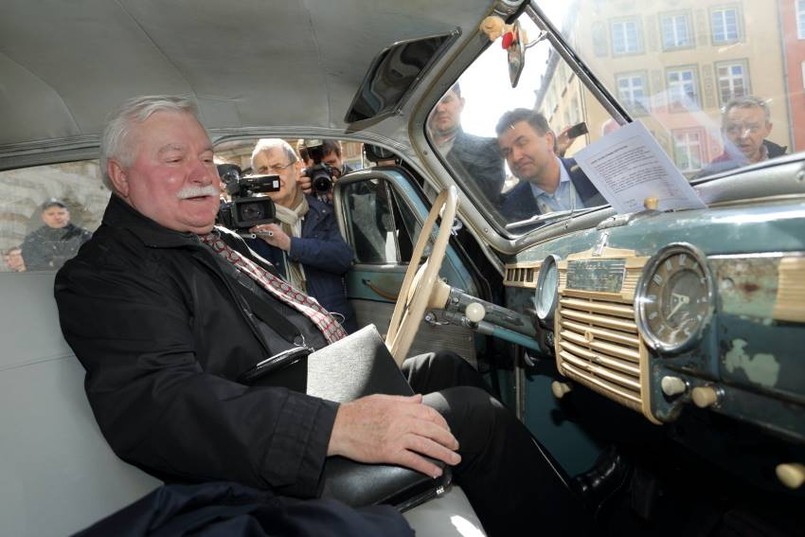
[
  {"left": 673, "top": 129, "right": 705, "bottom": 172},
  {"left": 666, "top": 67, "right": 699, "bottom": 111},
  {"left": 716, "top": 61, "right": 750, "bottom": 104},
  {"left": 798, "top": 0, "right": 805, "bottom": 39},
  {"left": 616, "top": 72, "right": 648, "bottom": 114},
  {"left": 611, "top": 18, "right": 643, "bottom": 55},
  {"left": 801, "top": 61, "right": 805, "bottom": 89},
  {"left": 711, "top": 7, "right": 741, "bottom": 44},
  {"left": 661, "top": 12, "right": 693, "bottom": 49}
]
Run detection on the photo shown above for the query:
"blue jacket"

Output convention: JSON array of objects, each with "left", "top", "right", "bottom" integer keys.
[
  {"left": 247, "top": 195, "right": 357, "bottom": 332},
  {"left": 501, "top": 158, "right": 605, "bottom": 222}
]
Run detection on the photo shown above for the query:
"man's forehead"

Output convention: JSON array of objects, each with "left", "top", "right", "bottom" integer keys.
[
  {"left": 727, "top": 106, "right": 766, "bottom": 121},
  {"left": 255, "top": 147, "right": 284, "bottom": 161},
  {"left": 499, "top": 121, "right": 535, "bottom": 141}
]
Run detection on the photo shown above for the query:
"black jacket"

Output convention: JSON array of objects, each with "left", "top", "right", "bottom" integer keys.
[
  {"left": 22, "top": 222, "right": 92, "bottom": 270},
  {"left": 446, "top": 129, "right": 506, "bottom": 205},
  {"left": 55, "top": 195, "right": 338, "bottom": 498}
]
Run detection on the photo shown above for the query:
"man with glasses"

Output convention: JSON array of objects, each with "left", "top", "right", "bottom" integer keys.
[
  {"left": 699, "top": 96, "right": 787, "bottom": 177},
  {"left": 246, "top": 138, "right": 358, "bottom": 333}
]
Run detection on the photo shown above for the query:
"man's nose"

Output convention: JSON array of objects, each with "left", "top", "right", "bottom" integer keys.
[
  {"left": 190, "top": 162, "right": 215, "bottom": 183},
  {"left": 511, "top": 146, "right": 526, "bottom": 163}
]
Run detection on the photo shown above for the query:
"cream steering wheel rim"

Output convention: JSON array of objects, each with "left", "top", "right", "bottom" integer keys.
[{"left": 386, "top": 186, "right": 458, "bottom": 366}]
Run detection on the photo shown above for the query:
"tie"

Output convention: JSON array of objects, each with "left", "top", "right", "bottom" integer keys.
[{"left": 201, "top": 232, "right": 347, "bottom": 344}]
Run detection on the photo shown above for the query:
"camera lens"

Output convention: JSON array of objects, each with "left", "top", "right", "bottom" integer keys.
[
  {"left": 238, "top": 201, "right": 267, "bottom": 221},
  {"left": 312, "top": 174, "right": 333, "bottom": 193}
]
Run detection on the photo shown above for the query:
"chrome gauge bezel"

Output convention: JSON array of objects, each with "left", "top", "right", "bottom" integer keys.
[
  {"left": 635, "top": 243, "right": 714, "bottom": 354},
  {"left": 535, "top": 254, "right": 561, "bottom": 323}
]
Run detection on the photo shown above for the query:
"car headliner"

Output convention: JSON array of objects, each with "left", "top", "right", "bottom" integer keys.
[{"left": 0, "top": 0, "right": 502, "bottom": 165}]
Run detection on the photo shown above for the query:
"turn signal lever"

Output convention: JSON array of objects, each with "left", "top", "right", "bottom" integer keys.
[{"left": 442, "top": 288, "right": 540, "bottom": 351}]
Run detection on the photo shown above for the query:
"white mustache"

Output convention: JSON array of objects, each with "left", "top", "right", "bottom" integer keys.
[{"left": 177, "top": 185, "right": 220, "bottom": 199}]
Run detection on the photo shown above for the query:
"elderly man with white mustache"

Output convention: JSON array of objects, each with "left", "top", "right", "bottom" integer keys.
[{"left": 54, "top": 95, "right": 590, "bottom": 537}]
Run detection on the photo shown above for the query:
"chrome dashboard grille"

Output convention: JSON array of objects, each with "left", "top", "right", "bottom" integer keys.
[{"left": 555, "top": 252, "right": 658, "bottom": 423}]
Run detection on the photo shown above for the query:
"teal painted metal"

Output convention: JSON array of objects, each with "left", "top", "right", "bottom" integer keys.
[{"left": 489, "top": 326, "right": 541, "bottom": 352}]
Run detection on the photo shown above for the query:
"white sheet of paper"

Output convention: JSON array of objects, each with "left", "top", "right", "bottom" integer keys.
[{"left": 573, "top": 121, "right": 706, "bottom": 214}]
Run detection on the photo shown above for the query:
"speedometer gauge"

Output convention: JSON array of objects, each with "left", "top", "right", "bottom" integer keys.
[
  {"left": 535, "top": 255, "right": 561, "bottom": 323},
  {"left": 636, "top": 244, "right": 713, "bottom": 354}
]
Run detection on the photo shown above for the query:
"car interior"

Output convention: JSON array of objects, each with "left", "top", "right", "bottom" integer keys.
[{"left": 1, "top": 0, "right": 804, "bottom": 536}]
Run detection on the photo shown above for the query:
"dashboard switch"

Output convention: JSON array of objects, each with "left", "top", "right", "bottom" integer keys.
[
  {"left": 775, "top": 463, "right": 805, "bottom": 490},
  {"left": 660, "top": 376, "right": 687, "bottom": 397},
  {"left": 551, "top": 381, "right": 572, "bottom": 399},
  {"left": 465, "top": 302, "right": 486, "bottom": 323},
  {"left": 691, "top": 386, "right": 720, "bottom": 408}
]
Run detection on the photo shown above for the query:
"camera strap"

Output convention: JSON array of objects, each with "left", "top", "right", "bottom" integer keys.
[{"left": 239, "top": 284, "right": 302, "bottom": 345}]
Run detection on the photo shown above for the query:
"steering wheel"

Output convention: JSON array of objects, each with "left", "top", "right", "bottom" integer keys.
[{"left": 386, "top": 186, "right": 457, "bottom": 366}]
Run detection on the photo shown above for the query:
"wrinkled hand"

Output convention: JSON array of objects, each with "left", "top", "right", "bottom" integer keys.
[
  {"left": 328, "top": 393, "right": 461, "bottom": 478},
  {"left": 249, "top": 223, "right": 291, "bottom": 251}
]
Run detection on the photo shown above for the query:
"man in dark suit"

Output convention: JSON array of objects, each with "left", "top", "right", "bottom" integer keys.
[
  {"left": 496, "top": 108, "right": 605, "bottom": 223},
  {"left": 429, "top": 83, "right": 506, "bottom": 206}
]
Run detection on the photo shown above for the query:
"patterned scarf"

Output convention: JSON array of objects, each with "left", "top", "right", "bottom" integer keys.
[{"left": 200, "top": 231, "right": 346, "bottom": 344}]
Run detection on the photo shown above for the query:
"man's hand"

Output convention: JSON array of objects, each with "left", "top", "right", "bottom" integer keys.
[
  {"left": 328, "top": 393, "right": 461, "bottom": 478},
  {"left": 298, "top": 172, "right": 313, "bottom": 195},
  {"left": 250, "top": 223, "right": 291, "bottom": 251},
  {"left": 556, "top": 125, "right": 573, "bottom": 157}
]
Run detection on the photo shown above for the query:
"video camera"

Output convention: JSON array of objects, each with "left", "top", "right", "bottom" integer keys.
[
  {"left": 301, "top": 139, "right": 338, "bottom": 194},
  {"left": 216, "top": 163, "right": 280, "bottom": 232}
]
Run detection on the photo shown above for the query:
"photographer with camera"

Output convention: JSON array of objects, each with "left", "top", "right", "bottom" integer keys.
[
  {"left": 297, "top": 139, "right": 354, "bottom": 203},
  {"left": 245, "top": 138, "right": 358, "bottom": 333}
]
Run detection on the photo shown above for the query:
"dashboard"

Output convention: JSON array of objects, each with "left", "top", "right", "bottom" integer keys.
[{"left": 499, "top": 198, "right": 805, "bottom": 490}]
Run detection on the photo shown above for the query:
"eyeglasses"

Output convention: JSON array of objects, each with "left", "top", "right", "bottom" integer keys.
[
  {"left": 260, "top": 161, "right": 295, "bottom": 174},
  {"left": 725, "top": 123, "right": 765, "bottom": 136}
]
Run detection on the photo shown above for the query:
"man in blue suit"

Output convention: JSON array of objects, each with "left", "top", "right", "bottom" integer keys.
[{"left": 496, "top": 108, "right": 605, "bottom": 223}]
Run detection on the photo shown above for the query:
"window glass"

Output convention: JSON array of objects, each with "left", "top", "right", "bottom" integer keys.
[
  {"left": 611, "top": 19, "right": 643, "bottom": 55},
  {"left": 666, "top": 66, "right": 700, "bottom": 111},
  {"left": 661, "top": 12, "right": 693, "bottom": 50},
  {"left": 428, "top": 1, "right": 803, "bottom": 237},
  {"left": 0, "top": 161, "right": 108, "bottom": 272},
  {"left": 799, "top": 0, "right": 805, "bottom": 39},
  {"left": 711, "top": 7, "right": 740, "bottom": 44},
  {"left": 341, "top": 179, "right": 397, "bottom": 264},
  {"left": 716, "top": 61, "right": 750, "bottom": 104}
]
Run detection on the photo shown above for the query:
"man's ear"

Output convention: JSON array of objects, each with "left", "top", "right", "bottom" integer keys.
[
  {"left": 107, "top": 160, "right": 129, "bottom": 197},
  {"left": 546, "top": 130, "right": 557, "bottom": 153}
]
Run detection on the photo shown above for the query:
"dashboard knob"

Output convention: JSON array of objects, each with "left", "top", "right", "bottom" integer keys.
[
  {"left": 660, "top": 376, "right": 687, "bottom": 397},
  {"left": 465, "top": 302, "right": 486, "bottom": 323},
  {"left": 551, "top": 381, "right": 572, "bottom": 399},
  {"left": 691, "top": 386, "right": 720, "bottom": 408},
  {"left": 775, "top": 463, "right": 805, "bottom": 490}
]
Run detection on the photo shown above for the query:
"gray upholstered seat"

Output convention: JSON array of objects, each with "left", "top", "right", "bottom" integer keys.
[{"left": 0, "top": 271, "right": 485, "bottom": 536}]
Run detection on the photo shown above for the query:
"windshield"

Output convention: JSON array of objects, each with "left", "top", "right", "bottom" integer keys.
[{"left": 427, "top": 0, "right": 802, "bottom": 236}]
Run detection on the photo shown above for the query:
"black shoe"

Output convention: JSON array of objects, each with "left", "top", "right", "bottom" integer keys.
[{"left": 570, "top": 445, "right": 632, "bottom": 517}]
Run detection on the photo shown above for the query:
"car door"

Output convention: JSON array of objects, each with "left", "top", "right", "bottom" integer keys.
[{"left": 334, "top": 167, "right": 483, "bottom": 365}]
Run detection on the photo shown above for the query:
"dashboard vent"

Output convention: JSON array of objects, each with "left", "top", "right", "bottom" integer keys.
[
  {"left": 554, "top": 253, "right": 658, "bottom": 423},
  {"left": 503, "top": 261, "right": 540, "bottom": 288}
]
